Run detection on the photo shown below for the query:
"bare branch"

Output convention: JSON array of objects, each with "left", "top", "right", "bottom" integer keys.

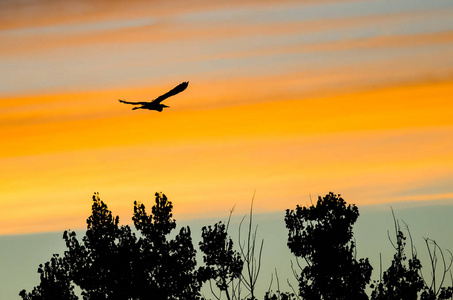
[
  {"left": 237, "top": 191, "right": 263, "bottom": 299},
  {"left": 402, "top": 220, "right": 416, "bottom": 259},
  {"left": 226, "top": 204, "right": 236, "bottom": 233},
  {"left": 287, "top": 279, "right": 302, "bottom": 300},
  {"left": 209, "top": 279, "right": 221, "bottom": 300},
  {"left": 424, "top": 237, "right": 436, "bottom": 291},
  {"left": 380, "top": 252, "right": 383, "bottom": 281},
  {"left": 290, "top": 260, "right": 300, "bottom": 281},
  {"left": 275, "top": 268, "right": 281, "bottom": 293},
  {"left": 267, "top": 273, "right": 274, "bottom": 294}
]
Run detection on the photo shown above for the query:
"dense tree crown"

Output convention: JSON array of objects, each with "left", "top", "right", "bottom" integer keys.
[
  {"left": 285, "top": 192, "right": 372, "bottom": 300},
  {"left": 21, "top": 192, "right": 452, "bottom": 300}
]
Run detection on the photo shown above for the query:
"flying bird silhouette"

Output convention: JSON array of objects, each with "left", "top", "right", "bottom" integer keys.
[{"left": 119, "top": 81, "right": 188, "bottom": 112}]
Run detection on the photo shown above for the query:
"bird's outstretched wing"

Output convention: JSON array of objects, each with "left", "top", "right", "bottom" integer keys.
[
  {"left": 152, "top": 81, "right": 189, "bottom": 104},
  {"left": 118, "top": 99, "right": 148, "bottom": 105}
]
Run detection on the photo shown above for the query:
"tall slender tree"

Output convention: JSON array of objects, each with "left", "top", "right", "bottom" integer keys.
[
  {"left": 63, "top": 192, "right": 138, "bottom": 299},
  {"left": 285, "top": 192, "right": 372, "bottom": 300},
  {"left": 132, "top": 192, "right": 202, "bottom": 299}
]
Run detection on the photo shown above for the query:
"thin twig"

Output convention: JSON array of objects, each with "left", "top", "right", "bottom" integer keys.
[
  {"left": 209, "top": 279, "right": 221, "bottom": 300},
  {"left": 267, "top": 273, "right": 274, "bottom": 294},
  {"left": 226, "top": 204, "right": 236, "bottom": 233},
  {"left": 402, "top": 220, "right": 416, "bottom": 259},
  {"left": 425, "top": 237, "right": 436, "bottom": 291},
  {"left": 287, "top": 279, "right": 301, "bottom": 300}
]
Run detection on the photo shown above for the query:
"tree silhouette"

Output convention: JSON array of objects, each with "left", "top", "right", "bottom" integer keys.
[
  {"left": 63, "top": 192, "right": 139, "bottom": 299},
  {"left": 132, "top": 192, "right": 202, "bottom": 299},
  {"left": 371, "top": 212, "right": 453, "bottom": 300},
  {"left": 371, "top": 212, "right": 424, "bottom": 300},
  {"left": 21, "top": 192, "right": 203, "bottom": 300},
  {"left": 199, "top": 221, "right": 243, "bottom": 300},
  {"left": 19, "top": 254, "right": 77, "bottom": 300},
  {"left": 284, "top": 192, "right": 372, "bottom": 300},
  {"left": 21, "top": 191, "right": 453, "bottom": 300}
]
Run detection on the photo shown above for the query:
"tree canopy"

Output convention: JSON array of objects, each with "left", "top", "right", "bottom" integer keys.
[
  {"left": 21, "top": 192, "right": 453, "bottom": 300},
  {"left": 285, "top": 192, "right": 372, "bottom": 300}
]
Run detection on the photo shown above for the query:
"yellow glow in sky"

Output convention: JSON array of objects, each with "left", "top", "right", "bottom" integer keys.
[
  {"left": 1, "top": 0, "right": 453, "bottom": 235},
  {"left": 1, "top": 80, "right": 452, "bottom": 235}
]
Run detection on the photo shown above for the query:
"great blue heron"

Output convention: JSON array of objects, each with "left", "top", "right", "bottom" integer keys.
[{"left": 119, "top": 81, "right": 188, "bottom": 112}]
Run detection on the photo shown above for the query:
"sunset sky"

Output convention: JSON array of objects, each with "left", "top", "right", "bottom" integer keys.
[{"left": 1, "top": 0, "right": 453, "bottom": 298}]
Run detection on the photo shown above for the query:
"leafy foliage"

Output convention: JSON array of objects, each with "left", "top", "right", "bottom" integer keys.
[
  {"left": 371, "top": 216, "right": 453, "bottom": 300},
  {"left": 285, "top": 192, "right": 372, "bottom": 300},
  {"left": 19, "top": 254, "right": 77, "bottom": 300},
  {"left": 63, "top": 192, "right": 138, "bottom": 299},
  {"left": 371, "top": 227, "right": 424, "bottom": 300},
  {"left": 264, "top": 291, "right": 297, "bottom": 300},
  {"left": 132, "top": 193, "right": 201, "bottom": 299},
  {"left": 20, "top": 191, "right": 453, "bottom": 300},
  {"left": 199, "top": 221, "right": 243, "bottom": 300},
  {"left": 21, "top": 192, "right": 203, "bottom": 300}
]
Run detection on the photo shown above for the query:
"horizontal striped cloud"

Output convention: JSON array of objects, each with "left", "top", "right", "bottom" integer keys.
[
  {"left": 1, "top": 0, "right": 453, "bottom": 235},
  {"left": 1, "top": 80, "right": 453, "bottom": 234}
]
